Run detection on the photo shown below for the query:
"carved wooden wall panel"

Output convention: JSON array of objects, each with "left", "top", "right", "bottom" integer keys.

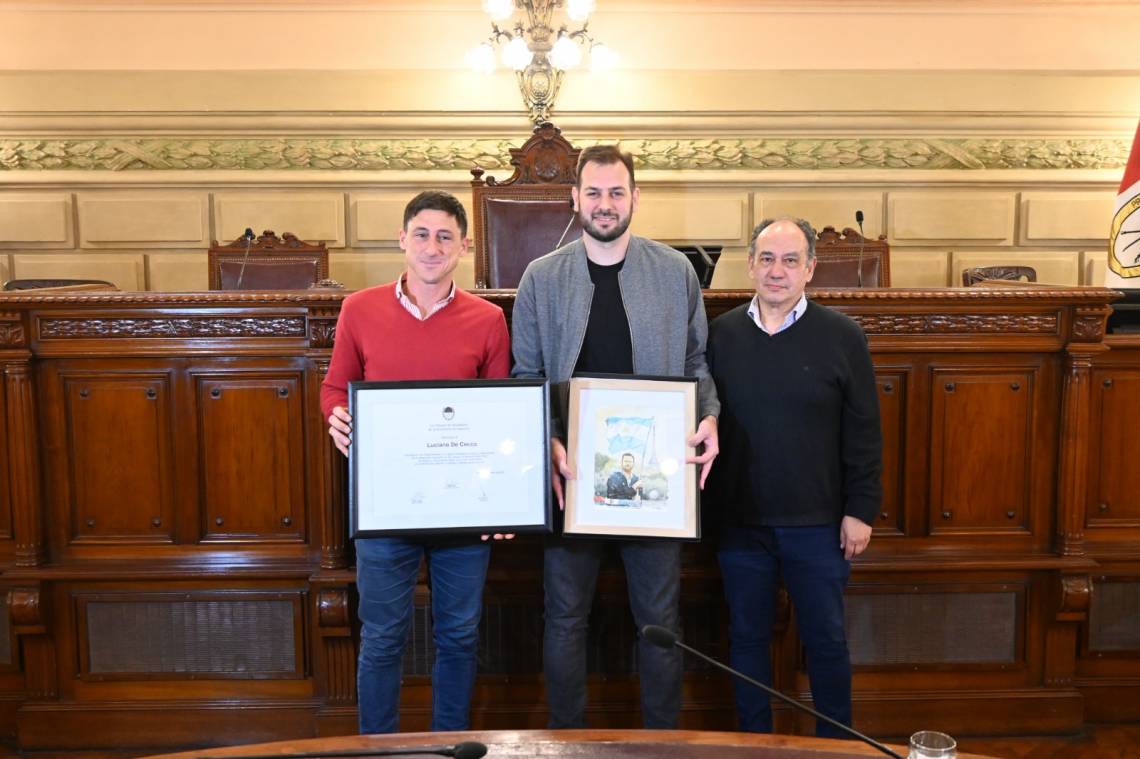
[
  {"left": 59, "top": 371, "right": 177, "bottom": 544},
  {"left": 0, "top": 372, "right": 11, "bottom": 543},
  {"left": 873, "top": 368, "right": 909, "bottom": 536},
  {"left": 0, "top": 287, "right": 1126, "bottom": 748},
  {"left": 191, "top": 368, "right": 306, "bottom": 543},
  {"left": 1088, "top": 370, "right": 1140, "bottom": 526},
  {"left": 928, "top": 367, "right": 1039, "bottom": 534}
]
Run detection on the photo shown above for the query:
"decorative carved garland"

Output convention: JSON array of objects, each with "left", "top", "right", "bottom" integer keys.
[
  {"left": 39, "top": 316, "right": 307, "bottom": 340},
  {"left": 853, "top": 313, "right": 1059, "bottom": 334},
  {"left": 0, "top": 136, "right": 1130, "bottom": 172}
]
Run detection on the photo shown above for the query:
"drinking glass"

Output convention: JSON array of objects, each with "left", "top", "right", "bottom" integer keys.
[{"left": 909, "top": 730, "right": 957, "bottom": 759}]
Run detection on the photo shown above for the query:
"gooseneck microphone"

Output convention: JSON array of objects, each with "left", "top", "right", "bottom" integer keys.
[
  {"left": 196, "top": 740, "right": 488, "bottom": 759},
  {"left": 555, "top": 197, "right": 578, "bottom": 249},
  {"left": 854, "top": 210, "right": 866, "bottom": 288},
  {"left": 235, "top": 227, "right": 256, "bottom": 290},
  {"left": 641, "top": 625, "right": 904, "bottom": 759}
]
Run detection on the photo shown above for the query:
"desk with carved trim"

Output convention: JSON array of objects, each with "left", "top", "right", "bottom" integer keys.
[{"left": 0, "top": 286, "right": 1132, "bottom": 751}]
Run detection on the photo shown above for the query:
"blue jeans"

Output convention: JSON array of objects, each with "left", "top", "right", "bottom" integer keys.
[
  {"left": 543, "top": 536, "right": 682, "bottom": 729},
  {"left": 355, "top": 537, "right": 491, "bottom": 734},
  {"left": 717, "top": 524, "right": 852, "bottom": 738}
]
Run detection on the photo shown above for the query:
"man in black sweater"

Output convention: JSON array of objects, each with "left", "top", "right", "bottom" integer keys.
[{"left": 706, "top": 216, "right": 882, "bottom": 738}]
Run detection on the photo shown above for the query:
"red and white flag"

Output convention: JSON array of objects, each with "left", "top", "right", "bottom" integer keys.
[{"left": 1108, "top": 121, "right": 1140, "bottom": 289}]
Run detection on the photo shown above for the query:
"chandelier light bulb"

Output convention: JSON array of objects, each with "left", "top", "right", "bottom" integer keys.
[
  {"left": 566, "top": 0, "right": 596, "bottom": 22},
  {"left": 550, "top": 35, "right": 582, "bottom": 69},
  {"left": 502, "top": 35, "right": 532, "bottom": 70},
  {"left": 465, "top": 42, "right": 497, "bottom": 74},
  {"left": 589, "top": 42, "right": 618, "bottom": 72},
  {"left": 482, "top": 0, "right": 514, "bottom": 21}
]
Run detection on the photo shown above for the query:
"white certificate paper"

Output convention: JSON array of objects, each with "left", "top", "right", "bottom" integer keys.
[{"left": 349, "top": 380, "right": 551, "bottom": 537}]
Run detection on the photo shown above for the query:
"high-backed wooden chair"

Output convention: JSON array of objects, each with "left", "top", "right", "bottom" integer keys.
[
  {"left": 208, "top": 231, "right": 329, "bottom": 290},
  {"left": 962, "top": 265, "right": 1037, "bottom": 286},
  {"left": 809, "top": 226, "right": 891, "bottom": 288},
  {"left": 470, "top": 122, "right": 583, "bottom": 289}
]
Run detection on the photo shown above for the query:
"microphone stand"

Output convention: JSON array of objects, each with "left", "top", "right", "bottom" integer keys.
[
  {"left": 235, "top": 228, "right": 255, "bottom": 289},
  {"left": 197, "top": 741, "right": 487, "bottom": 759},
  {"left": 643, "top": 625, "right": 904, "bottom": 759},
  {"left": 855, "top": 210, "right": 866, "bottom": 288}
]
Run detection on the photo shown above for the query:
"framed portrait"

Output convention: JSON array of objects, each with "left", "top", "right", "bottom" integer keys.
[
  {"left": 564, "top": 374, "right": 700, "bottom": 540},
  {"left": 349, "top": 378, "right": 552, "bottom": 538}
]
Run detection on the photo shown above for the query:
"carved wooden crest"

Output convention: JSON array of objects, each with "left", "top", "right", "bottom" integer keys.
[
  {"left": 212, "top": 230, "right": 326, "bottom": 253},
  {"left": 817, "top": 225, "right": 888, "bottom": 247},
  {"left": 471, "top": 122, "right": 581, "bottom": 187}
]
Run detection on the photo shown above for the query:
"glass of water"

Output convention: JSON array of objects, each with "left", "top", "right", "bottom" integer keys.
[{"left": 909, "top": 730, "right": 957, "bottom": 758}]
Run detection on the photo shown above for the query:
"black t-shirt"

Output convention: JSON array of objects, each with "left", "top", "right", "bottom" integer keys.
[{"left": 574, "top": 258, "right": 634, "bottom": 374}]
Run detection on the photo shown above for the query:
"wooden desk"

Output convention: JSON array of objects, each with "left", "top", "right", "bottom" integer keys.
[
  {"left": 152, "top": 729, "right": 994, "bottom": 759},
  {"left": 0, "top": 286, "right": 1132, "bottom": 752}
]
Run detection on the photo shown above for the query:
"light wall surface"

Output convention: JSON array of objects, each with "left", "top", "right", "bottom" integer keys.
[{"left": 1, "top": 0, "right": 1137, "bottom": 291}]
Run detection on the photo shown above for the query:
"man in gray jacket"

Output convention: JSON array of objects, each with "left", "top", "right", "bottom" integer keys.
[{"left": 511, "top": 144, "right": 720, "bottom": 729}]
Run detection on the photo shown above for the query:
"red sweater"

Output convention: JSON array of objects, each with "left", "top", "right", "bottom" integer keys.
[{"left": 319, "top": 282, "right": 511, "bottom": 420}]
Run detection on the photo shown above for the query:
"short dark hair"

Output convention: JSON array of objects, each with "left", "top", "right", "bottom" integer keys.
[
  {"left": 403, "top": 190, "right": 468, "bottom": 237},
  {"left": 621, "top": 452, "right": 635, "bottom": 461},
  {"left": 748, "top": 216, "right": 817, "bottom": 261},
  {"left": 576, "top": 145, "right": 636, "bottom": 189}
]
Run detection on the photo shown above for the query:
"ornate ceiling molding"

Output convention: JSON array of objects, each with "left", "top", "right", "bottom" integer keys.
[{"left": 0, "top": 136, "right": 1130, "bottom": 172}]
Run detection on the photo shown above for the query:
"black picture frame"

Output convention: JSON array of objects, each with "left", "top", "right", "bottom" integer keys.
[{"left": 348, "top": 378, "right": 551, "bottom": 539}]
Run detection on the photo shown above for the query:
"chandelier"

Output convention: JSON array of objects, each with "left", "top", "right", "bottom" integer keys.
[{"left": 465, "top": 0, "right": 617, "bottom": 124}]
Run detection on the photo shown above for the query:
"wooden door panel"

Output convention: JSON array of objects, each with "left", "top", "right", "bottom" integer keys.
[
  {"left": 62, "top": 373, "right": 176, "bottom": 543},
  {"left": 0, "top": 376, "right": 10, "bottom": 541},
  {"left": 194, "top": 373, "right": 305, "bottom": 542},
  {"left": 874, "top": 369, "right": 908, "bottom": 535},
  {"left": 1089, "top": 371, "right": 1140, "bottom": 525},
  {"left": 929, "top": 369, "right": 1034, "bottom": 533}
]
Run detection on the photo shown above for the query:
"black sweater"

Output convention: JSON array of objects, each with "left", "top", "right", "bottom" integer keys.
[{"left": 707, "top": 301, "right": 882, "bottom": 527}]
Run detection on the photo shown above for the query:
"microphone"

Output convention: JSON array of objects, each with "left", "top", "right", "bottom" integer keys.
[
  {"left": 555, "top": 197, "right": 578, "bottom": 249},
  {"left": 640, "top": 624, "right": 904, "bottom": 759},
  {"left": 854, "top": 210, "right": 866, "bottom": 288},
  {"left": 198, "top": 740, "right": 488, "bottom": 759},
  {"left": 235, "top": 227, "right": 256, "bottom": 290}
]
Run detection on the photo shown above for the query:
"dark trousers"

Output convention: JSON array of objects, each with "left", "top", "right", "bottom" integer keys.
[
  {"left": 355, "top": 537, "right": 491, "bottom": 734},
  {"left": 543, "top": 536, "right": 682, "bottom": 729},
  {"left": 717, "top": 524, "right": 852, "bottom": 738}
]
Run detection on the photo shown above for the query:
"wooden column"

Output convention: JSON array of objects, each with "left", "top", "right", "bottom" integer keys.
[
  {"left": 3, "top": 313, "right": 45, "bottom": 566},
  {"left": 1056, "top": 305, "right": 1113, "bottom": 557},
  {"left": 309, "top": 305, "right": 347, "bottom": 571}
]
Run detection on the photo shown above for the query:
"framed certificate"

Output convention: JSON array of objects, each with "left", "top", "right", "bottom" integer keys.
[
  {"left": 348, "top": 379, "right": 552, "bottom": 538},
  {"left": 564, "top": 374, "right": 700, "bottom": 540}
]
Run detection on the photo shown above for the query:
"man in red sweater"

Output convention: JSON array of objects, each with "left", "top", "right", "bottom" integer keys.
[{"left": 320, "top": 190, "right": 510, "bottom": 734}]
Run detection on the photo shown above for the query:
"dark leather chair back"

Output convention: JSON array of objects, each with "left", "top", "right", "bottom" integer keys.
[
  {"left": 217, "top": 259, "right": 320, "bottom": 290},
  {"left": 483, "top": 198, "right": 582, "bottom": 289},
  {"left": 208, "top": 231, "right": 328, "bottom": 290},
  {"left": 471, "top": 122, "right": 582, "bottom": 289},
  {"left": 3, "top": 278, "right": 115, "bottom": 291},
  {"left": 811, "top": 253, "right": 886, "bottom": 288},
  {"left": 808, "top": 226, "right": 891, "bottom": 288}
]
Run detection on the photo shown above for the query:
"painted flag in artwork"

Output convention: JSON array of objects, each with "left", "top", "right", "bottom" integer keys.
[
  {"left": 1108, "top": 121, "right": 1140, "bottom": 289},
  {"left": 604, "top": 416, "right": 654, "bottom": 456}
]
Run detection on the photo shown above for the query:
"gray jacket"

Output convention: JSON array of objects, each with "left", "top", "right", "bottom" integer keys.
[{"left": 511, "top": 234, "right": 720, "bottom": 439}]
